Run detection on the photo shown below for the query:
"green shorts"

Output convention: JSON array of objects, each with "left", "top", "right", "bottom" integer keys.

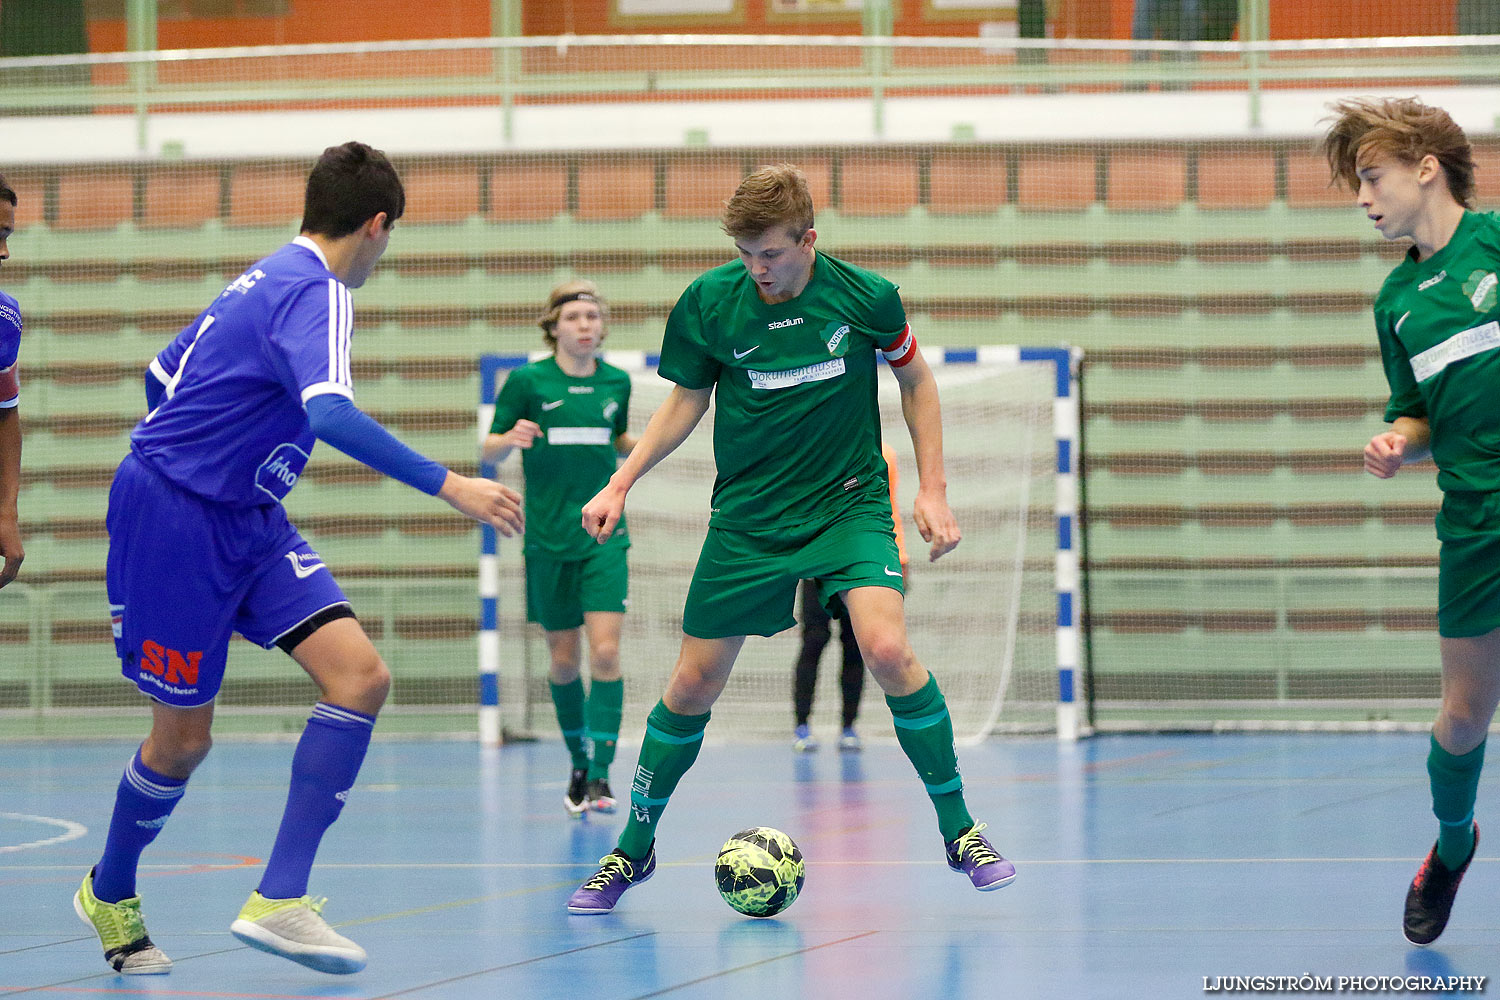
[
  {"left": 524, "top": 544, "right": 629, "bottom": 633},
  {"left": 1436, "top": 490, "right": 1500, "bottom": 638},
  {"left": 682, "top": 498, "right": 904, "bottom": 640}
]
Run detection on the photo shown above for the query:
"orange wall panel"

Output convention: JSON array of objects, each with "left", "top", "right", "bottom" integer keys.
[{"left": 88, "top": 1, "right": 490, "bottom": 51}]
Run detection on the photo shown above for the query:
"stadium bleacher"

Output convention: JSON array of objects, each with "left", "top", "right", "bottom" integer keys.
[{"left": 7, "top": 138, "right": 1481, "bottom": 710}]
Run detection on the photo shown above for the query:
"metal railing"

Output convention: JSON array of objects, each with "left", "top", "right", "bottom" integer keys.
[{"left": 2, "top": 33, "right": 1499, "bottom": 151}]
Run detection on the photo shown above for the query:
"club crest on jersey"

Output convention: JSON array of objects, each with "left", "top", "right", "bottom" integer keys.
[
  {"left": 221, "top": 268, "right": 267, "bottom": 298},
  {"left": 255, "top": 442, "right": 311, "bottom": 502},
  {"left": 823, "top": 322, "right": 851, "bottom": 358},
  {"left": 1463, "top": 270, "right": 1498, "bottom": 312},
  {"left": 602, "top": 399, "right": 620, "bottom": 421}
]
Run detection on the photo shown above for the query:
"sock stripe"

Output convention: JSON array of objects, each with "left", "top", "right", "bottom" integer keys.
[
  {"left": 587, "top": 729, "right": 618, "bottom": 741},
  {"left": 644, "top": 722, "right": 705, "bottom": 746},
  {"left": 891, "top": 708, "right": 950, "bottom": 731},
  {"left": 1440, "top": 813, "right": 1475, "bottom": 828},
  {"left": 311, "top": 702, "right": 375, "bottom": 728},
  {"left": 560, "top": 726, "right": 586, "bottom": 738},
  {"left": 924, "top": 776, "right": 964, "bottom": 795},
  {"left": 630, "top": 792, "right": 671, "bottom": 808},
  {"left": 124, "top": 759, "right": 185, "bottom": 801}
]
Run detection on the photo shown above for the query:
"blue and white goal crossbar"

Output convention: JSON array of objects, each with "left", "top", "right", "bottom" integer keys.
[{"left": 476, "top": 345, "right": 1085, "bottom": 743}]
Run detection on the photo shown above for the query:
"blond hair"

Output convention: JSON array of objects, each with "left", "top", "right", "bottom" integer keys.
[
  {"left": 1320, "top": 97, "right": 1476, "bottom": 208},
  {"left": 537, "top": 279, "right": 607, "bottom": 348},
  {"left": 720, "top": 163, "right": 814, "bottom": 241}
]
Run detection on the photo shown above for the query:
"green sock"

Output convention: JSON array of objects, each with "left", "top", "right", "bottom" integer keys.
[
  {"left": 616, "top": 700, "right": 710, "bottom": 860},
  {"left": 1428, "top": 734, "right": 1484, "bottom": 869},
  {"left": 586, "top": 678, "right": 624, "bottom": 780},
  {"left": 549, "top": 679, "right": 589, "bottom": 771},
  {"left": 887, "top": 673, "right": 973, "bottom": 842}
]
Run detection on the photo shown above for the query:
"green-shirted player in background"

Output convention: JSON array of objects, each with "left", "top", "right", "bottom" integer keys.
[
  {"left": 566, "top": 163, "right": 1016, "bottom": 914},
  {"left": 1324, "top": 97, "right": 1500, "bottom": 946},
  {"left": 483, "top": 280, "right": 636, "bottom": 816}
]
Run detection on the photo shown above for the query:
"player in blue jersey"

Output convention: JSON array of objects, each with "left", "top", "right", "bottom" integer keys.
[
  {"left": 0, "top": 171, "right": 24, "bottom": 588},
  {"left": 72, "top": 142, "right": 524, "bottom": 977}
]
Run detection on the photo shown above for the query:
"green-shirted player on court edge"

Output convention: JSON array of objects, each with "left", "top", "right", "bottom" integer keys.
[
  {"left": 566, "top": 163, "right": 1016, "bottom": 914},
  {"left": 483, "top": 280, "right": 636, "bottom": 815},
  {"left": 1323, "top": 96, "right": 1500, "bottom": 946}
]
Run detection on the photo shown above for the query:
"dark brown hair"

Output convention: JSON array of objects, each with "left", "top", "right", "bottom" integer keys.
[{"left": 300, "top": 141, "right": 405, "bottom": 238}]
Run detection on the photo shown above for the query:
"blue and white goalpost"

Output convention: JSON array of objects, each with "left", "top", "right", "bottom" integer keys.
[{"left": 477, "top": 346, "right": 1085, "bottom": 745}]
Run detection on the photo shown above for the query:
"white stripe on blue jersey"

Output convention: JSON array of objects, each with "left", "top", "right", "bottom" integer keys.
[{"left": 130, "top": 238, "right": 358, "bottom": 506}]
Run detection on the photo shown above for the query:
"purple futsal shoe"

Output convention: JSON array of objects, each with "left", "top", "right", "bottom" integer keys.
[
  {"left": 567, "top": 846, "right": 656, "bottom": 914},
  {"left": 945, "top": 823, "right": 1017, "bottom": 891}
]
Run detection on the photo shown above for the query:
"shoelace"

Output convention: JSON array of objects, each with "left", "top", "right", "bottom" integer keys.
[
  {"left": 582, "top": 855, "right": 631, "bottom": 890},
  {"left": 100, "top": 900, "right": 148, "bottom": 945},
  {"left": 954, "top": 823, "right": 1000, "bottom": 866}
]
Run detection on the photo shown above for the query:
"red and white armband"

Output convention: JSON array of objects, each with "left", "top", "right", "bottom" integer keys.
[{"left": 880, "top": 325, "right": 917, "bottom": 368}]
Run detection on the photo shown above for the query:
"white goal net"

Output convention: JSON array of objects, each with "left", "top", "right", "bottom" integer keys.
[{"left": 480, "top": 349, "right": 1069, "bottom": 746}]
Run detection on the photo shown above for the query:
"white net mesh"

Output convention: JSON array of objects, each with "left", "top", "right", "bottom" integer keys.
[{"left": 486, "top": 355, "right": 1062, "bottom": 745}]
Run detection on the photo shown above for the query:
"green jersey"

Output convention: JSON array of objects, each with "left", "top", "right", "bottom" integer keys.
[
  {"left": 660, "top": 252, "right": 907, "bottom": 530},
  {"left": 1376, "top": 210, "right": 1500, "bottom": 493},
  {"left": 490, "top": 356, "right": 631, "bottom": 557}
]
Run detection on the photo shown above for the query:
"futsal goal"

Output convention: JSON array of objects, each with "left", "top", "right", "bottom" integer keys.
[{"left": 477, "top": 346, "right": 1084, "bottom": 747}]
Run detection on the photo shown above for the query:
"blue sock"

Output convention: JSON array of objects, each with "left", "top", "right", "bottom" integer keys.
[
  {"left": 93, "top": 748, "right": 187, "bottom": 904},
  {"left": 258, "top": 703, "right": 375, "bottom": 900}
]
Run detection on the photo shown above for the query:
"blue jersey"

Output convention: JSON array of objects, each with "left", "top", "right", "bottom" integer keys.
[
  {"left": 131, "top": 237, "right": 354, "bottom": 506},
  {"left": 0, "top": 288, "right": 21, "bottom": 408}
]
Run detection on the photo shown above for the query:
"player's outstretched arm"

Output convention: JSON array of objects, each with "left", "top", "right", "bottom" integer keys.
[
  {"left": 582, "top": 383, "right": 710, "bottom": 543},
  {"left": 437, "top": 471, "right": 523, "bottom": 536},
  {"left": 0, "top": 407, "right": 21, "bottom": 587},
  {"left": 1365, "top": 416, "right": 1431, "bottom": 479},
  {"left": 889, "top": 346, "right": 960, "bottom": 562},
  {"left": 306, "top": 393, "right": 523, "bottom": 535},
  {"left": 481, "top": 419, "right": 541, "bottom": 465}
]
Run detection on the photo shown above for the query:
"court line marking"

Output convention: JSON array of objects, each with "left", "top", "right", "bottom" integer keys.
[
  {"left": 0, "top": 985, "right": 332, "bottom": 999},
  {"left": 0, "top": 814, "right": 86, "bottom": 854},
  {"left": 627, "top": 930, "right": 880, "bottom": 999},
  {"left": 6, "top": 856, "right": 1470, "bottom": 872},
  {"left": 368, "top": 932, "right": 656, "bottom": 999}
]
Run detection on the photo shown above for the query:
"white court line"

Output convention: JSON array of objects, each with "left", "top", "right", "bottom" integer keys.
[
  {"left": 5, "top": 857, "right": 1466, "bottom": 870},
  {"left": 0, "top": 813, "right": 88, "bottom": 853}
]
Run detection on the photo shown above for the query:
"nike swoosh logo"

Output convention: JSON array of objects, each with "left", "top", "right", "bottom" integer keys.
[
  {"left": 733, "top": 346, "right": 760, "bottom": 360},
  {"left": 541, "top": 400, "right": 564, "bottom": 411},
  {"left": 884, "top": 566, "right": 902, "bottom": 577},
  {"left": 286, "top": 551, "right": 327, "bottom": 579},
  {"left": 1394, "top": 311, "right": 1411, "bottom": 335}
]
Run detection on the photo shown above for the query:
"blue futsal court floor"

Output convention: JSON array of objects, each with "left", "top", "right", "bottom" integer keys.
[{"left": 2, "top": 732, "right": 1495, "bottom": 999}]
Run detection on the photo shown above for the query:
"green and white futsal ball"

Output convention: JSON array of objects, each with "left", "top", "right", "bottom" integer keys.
[{"left": 715, "top": 826, "right": 805, "bottom": 917}]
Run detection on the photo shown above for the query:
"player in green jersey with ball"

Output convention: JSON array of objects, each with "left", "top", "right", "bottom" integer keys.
[
  {"left": 565, "top": 164, "right": 1015, "bottom": 914},
  {"left": 484, "top": 280, "right": 636, "bottom": 816},
  {"left": 1323, "top": 96, "right": 1500, "bottom": 946}
]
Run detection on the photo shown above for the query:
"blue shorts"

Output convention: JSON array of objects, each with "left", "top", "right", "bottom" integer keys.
[{"left": 105, "top": 452, "right": 350, "bottom": 707}]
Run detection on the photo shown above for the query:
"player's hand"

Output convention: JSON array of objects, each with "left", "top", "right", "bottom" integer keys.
[
  {"left": 501, "top": 419, "right": 542, "bottom": 450},
  {"left": 0, "top": 514, "right": 22, "bottom": 589},
  {"left": 1365, "top": 431, "right": 1406, "bottom": 479},
  {"left": 913, "top": 488, "right": 960, "bottom": 562},
  {"left": 582, "top": 482, "right": 628, "bottom": 543},
  {"left": 439, "top": 473, "right": 524, "bottom": 536}
]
